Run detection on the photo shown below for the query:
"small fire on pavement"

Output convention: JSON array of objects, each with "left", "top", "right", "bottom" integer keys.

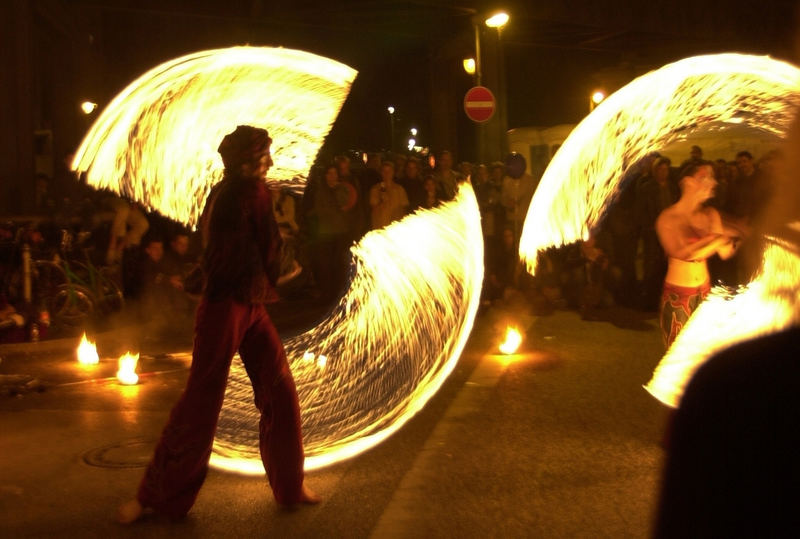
[
  {"left": 77, "top": 333, "right": 99, "bottom": 365},
  {"left": 116, "top": 352, "right": 139, "bottom": 385},
  {"left": 499, "top": 326, "right": 522, "bottom": 355}
]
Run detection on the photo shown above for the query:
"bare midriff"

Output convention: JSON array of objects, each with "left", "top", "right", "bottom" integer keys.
[{"left": 665, "top": 256, "right": 711, "bottom": 287}]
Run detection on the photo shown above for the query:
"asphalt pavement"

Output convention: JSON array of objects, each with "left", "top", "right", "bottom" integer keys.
[{"left": 0, "top": 302, "right": 668, "bottom": 538}]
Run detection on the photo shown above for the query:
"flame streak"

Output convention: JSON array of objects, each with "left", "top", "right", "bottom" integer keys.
[
  {"left": 519, "top": 53, "right": 800, "bottom": 274},
  {"left": 517, "top": 54, "right": 800, "bottom": 407},
  {"left": 213, "top": 187, "right": 484, "bottom": 472},
  {"left": 645, "top": 242, "right": 800, "bottom": 407},
  {"left": 71, "top": 46, "right": 484, "bottom": 472},
  {"left": 72, "top": 47, "right": 356, "bottom": 227}
]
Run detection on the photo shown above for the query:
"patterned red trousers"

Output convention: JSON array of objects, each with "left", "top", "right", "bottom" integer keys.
[
  {"left": 659, "top": 281, "right": 710, "bottom": 349},
  {"left": 137, "top": 297, "right": 305, "bottom": 517}
]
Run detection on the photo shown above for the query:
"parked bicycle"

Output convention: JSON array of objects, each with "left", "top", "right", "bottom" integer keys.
[{"left": 4, "top": 224, "right": 124, "bottom": 333}]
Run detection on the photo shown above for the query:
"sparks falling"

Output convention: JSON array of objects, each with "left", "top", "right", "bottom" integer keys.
[
  {"left": 517, "top": 53, "right": 800, "bottom": 407},
  {"left": 71, "top": 46, "right": 484, "bottom": 472}
]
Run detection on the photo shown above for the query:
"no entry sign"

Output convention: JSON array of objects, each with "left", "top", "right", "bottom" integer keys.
[{"left": 464, "top": 86, "right": 496, "bottom": 123}]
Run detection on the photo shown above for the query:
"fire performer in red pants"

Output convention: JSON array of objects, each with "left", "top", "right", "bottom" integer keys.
[{"left": 118, "top": 125, "right": 319, "bottom": 524}]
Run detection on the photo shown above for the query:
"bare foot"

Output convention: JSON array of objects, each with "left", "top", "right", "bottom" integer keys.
[
  {"left": 278, "top": 484, "right": 321, "bottom": 508},
  {"left": 298, "top": 484, "right": 321, "bottom": 505},
  {"left": 116, "top": 499, "right": 143, "bottom": 524}
]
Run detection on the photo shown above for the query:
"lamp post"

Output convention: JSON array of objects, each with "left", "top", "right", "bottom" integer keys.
[
  {"left": 472, "top": 21, "right": 483, "bottom": 86},
  {"left": 465, "top": 11, "right": 510, "bottom": 164},
  {"left": 387, "top": 106, "right": 395, "bottom": 152},
  {"left": 486, "top": 11, "right": 509, "bottom": 160}
]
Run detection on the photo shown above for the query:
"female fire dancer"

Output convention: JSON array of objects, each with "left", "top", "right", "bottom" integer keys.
[
  {"left": 117, "top": 125, "right": 319, "bottom": 524},
  {"left": 656, "top": 160, "right": 742, "bottom": 349}
]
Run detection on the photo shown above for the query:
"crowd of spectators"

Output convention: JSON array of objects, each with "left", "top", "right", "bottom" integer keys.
[{"left": 0, "top": 143, "right": 779, "bottom": 342}]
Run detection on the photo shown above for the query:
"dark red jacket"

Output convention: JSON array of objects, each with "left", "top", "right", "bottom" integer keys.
[{"left": 201, "top": 174, "right": 283, "bottom": 304}]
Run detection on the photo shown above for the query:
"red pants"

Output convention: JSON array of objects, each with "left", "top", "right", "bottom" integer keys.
[
  {"left": 659, "top": 281, "right": 710, "bottom": 349},
  {"left": 137, "top": 297, "right": 305, "bottom": 517}
]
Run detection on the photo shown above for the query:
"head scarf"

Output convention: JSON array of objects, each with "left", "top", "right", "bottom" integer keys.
[{"left": 217, "top": 125, "right": 271, "bottom": 170}]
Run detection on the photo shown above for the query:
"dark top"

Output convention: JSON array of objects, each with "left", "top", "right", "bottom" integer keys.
[{"left": 201, "top": 173, "right": 283, "bottom": 304}]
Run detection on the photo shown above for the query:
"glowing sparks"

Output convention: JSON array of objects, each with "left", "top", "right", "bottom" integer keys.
[
  {"left": 76, "top": 333, "right": 99, "bottom": 365},
  {"left": 499, "top": 326, "right": 522, "bottom": 354},
  {"left": 72, "top": 46, "right": 357, "bottom": 227},
  {"left": 212, "top": 185, "right": 484, "bottom": 473},
  {"left": 519, "top": 53, "right": 800, "bottom": 275},
  {"left": 116, "top": 352, "right": 139, "bottom": 385},
  {"left": 517, "top": 53, "right": 800, "bottom": 407}
]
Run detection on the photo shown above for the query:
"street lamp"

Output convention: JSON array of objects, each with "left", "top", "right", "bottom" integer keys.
[
  {"left": 487, "top": 12, "right": 509, "bottom": 159},
  {"left": 485, "top": 11, "right": 509, "bottom": 30},
  {"left": 463, "top": 58, "right": 476, "bottom": 76},
  {"left": 387, "top": 106, "right": 395, "bottom": 151},
  {"left": 590, "top": 90, "right": 606, "bottom": 111},
  {"left": 81, "top": 101, "right": 97, "bottom": 114},
  {"left": 468, "top": 9, "right": 511, "bottom": 162},
  {"left": 410, "top": 127, "right": 417, "bottom": 136}
]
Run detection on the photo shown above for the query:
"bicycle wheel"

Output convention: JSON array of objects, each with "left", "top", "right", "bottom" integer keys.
[
  {"left": 68, "top": 261, "right": 124, "bottom": 316},
  {"left": 95, "top": 266, "right": 125, "bottom": 315},
  {"left": 33, "top": 260, "right": 68, "bottom": 309},
  {"left": 50, "top": 283, "right": 95, "bottom": 329}
]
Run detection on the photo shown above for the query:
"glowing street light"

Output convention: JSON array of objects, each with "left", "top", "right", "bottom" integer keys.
[
  {"left": 410, "top": 127, "right": 418, "bottom": 136},
  {"left": 407, "top": 137, "right": 416, "bottom": 150},
  {"left": 463, "top": 57, "right": 476, "bottom": 75},
  {"left": 590, "top": 90, "right": 606, "bottom": 111},
  {"left": 485, "top": 11, "right": 509, "bottom": 29},
  {"left": 81, "top": 101, "right": 98, "bottom": 114}
]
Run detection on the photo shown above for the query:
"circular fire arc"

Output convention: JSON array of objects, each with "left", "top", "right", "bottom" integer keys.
[
  {"left": 72, "top": 46, "right": 485, "bottom": 472},
  {"left": 517, "top": 53, "right": 800, "bottom": 407}
]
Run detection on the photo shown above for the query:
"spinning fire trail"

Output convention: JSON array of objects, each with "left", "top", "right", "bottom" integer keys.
[
  {"left": 517, "top": 53, "right": 800, "bottom": 408},
  {"left": 72, "top": 47, "right": 485, "bottom": 473}
]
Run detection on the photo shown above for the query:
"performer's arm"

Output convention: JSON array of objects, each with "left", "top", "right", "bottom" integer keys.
[{"left": 253, "top": 181, "right": 284, "bottom": 287}]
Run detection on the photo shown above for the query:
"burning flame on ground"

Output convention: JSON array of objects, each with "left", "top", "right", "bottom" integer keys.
[
  {"left": 116, "top": 352, "right": 140, "bottom": 385},
  {"left": 517, "top": 53, "right": 800, "bottom": 407},
  {"left": 77, "top": 333, "right": 99, "bottom": 365},
  {"left": 499, "top": 326, "right": 522, "bottom": 355},
  {"left": 71, "top": 47, "right": 484, "bottom": 473}
]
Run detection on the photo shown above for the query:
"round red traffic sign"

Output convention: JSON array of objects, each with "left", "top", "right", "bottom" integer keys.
[{"left": 464, "top": 86, "right": 496, "bottom": 123}]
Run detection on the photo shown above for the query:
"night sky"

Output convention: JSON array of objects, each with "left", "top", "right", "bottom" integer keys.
[{"left": 66, "top": 0, "right": 799, "bottom": 158}]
